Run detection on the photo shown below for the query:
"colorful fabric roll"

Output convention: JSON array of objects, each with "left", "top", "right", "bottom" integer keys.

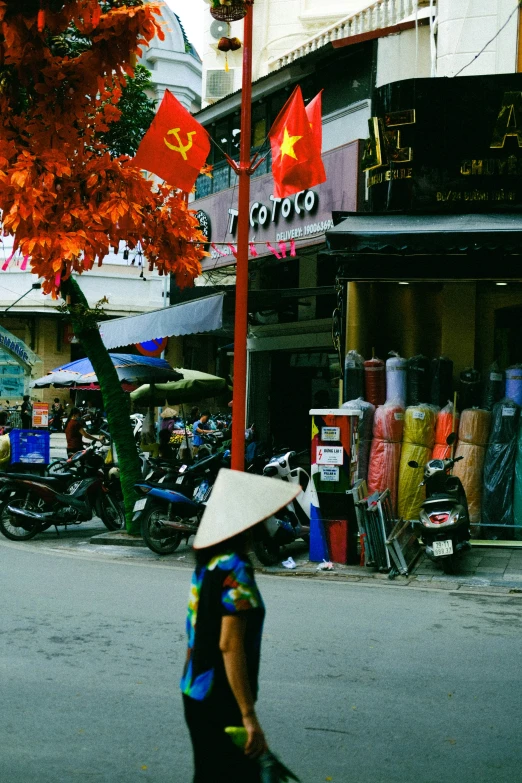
[
  {"left": 343, "top": 397, "right": 375, "bottom": 482},
  {"left": 459, "top": 368, "right": 481, "bottom": 411},
  {"left": 482, "top": 399, "right": 520, "bottom": 530},
  {"left": 458, "top": 408, "right": 491, "bottom": 447},
  {"left": 364, "top": 357, "right": 386, "bottom": 407},
  {"left": 386, "top": 352, "right": 407, "bottom": 407},
  {"left": 403, "top": 405, "right": 438, "bottom": 448},
  {"left": 432, "top": 403, "right": 459, "bottom": 460},
  {"left": 398, "top": 443, "right": 431, "bottom": 520},
  {"left": 453, "top": 443, "right": 485, "bottom": 527},
  {"left": 368, "top": 440, "right": 402, "bottom": 515},
  {"left": 372, "top": 400, "right": 405, "bottom": 441}
]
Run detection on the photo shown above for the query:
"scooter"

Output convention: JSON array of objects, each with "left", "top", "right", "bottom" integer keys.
[
  {"left": 0, "top": 443, "right": 124, "bottom": 541},
  {"left": 408, "top": 434, "right": 471, "bottom": 574},
  {"left": 252, "top": 450, "right": 311, "bottom": 566},
  {"left": 133, "top": 449, "right": 231, "bottom": 555}
]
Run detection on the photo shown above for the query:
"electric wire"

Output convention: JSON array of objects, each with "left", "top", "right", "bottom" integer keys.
[{"left": 454, "top": 0, "right": 522, "bottom": 77}]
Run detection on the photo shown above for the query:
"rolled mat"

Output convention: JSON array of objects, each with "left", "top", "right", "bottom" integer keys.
[
  {"left": 430, "top": 356, "right": 454, "bottom": 409},
  {"left": 407, "top": 355, "right": 430, "bottom": 407},
  {"left": 488, "top": 398, "right": 520, "bottom": 444},
  {"left": 403, "top": 405, "right": 438, "bottom": 448},
  {"left": 453, "top": 443, "right": 485, "bottom": 526},
  {"left": 368, "top": 439, "right": 401, "bottom": 515},
  {"left": 398, "top": 443, "right": 430, "bottom": 520},
  {"left": 343, "top": 351, "right": 364, "bottom": 403},
  {"left": 364, "top": 357, "right": 386, "bottom": 407},
  {"left": 432, "top": 443, "right": 452, "bottom": 460},
  {"left": 505, "top": 366, "right": 522, "bottom": 407},
  {"left": 386, "top": 352, "right": 407, "bottom": 406},
  {"left": 483, "top": 362, "right": 504, "bottom": 411},
  {"left": 432, "top": 404, "right": 459, "bottom": 459},
  {"left": 458, "top": 408, "right": 491, "bottom": 447},
  {"left": 482, "top": 441, "right": 517, "bottom": 529},
  {"left": 372, "top": 401, "right": 404, "bottom": 442},
  {"left": 514, "top": 421, "right": 522, "bottom": 541},
  {"left": 459, "top": 368, "right": 481, "bottom": 411},
  {"left": 343, "top": 397, "right": 375, "bottom": 482}
]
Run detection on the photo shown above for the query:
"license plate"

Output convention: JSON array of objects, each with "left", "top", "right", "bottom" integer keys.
[
  {"left": 133, "top": 498, "right": 147, "bottom": 512},
  {"left": 176, "top": 476, "right": 184, "bottom": 484},
  {"left": 433, "top": 539, "right": 453, "bottom": 556}
]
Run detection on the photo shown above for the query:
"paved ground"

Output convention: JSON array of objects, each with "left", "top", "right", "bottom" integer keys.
[{"left": 1, "top": 537, "right": 522, "bottom": 783}]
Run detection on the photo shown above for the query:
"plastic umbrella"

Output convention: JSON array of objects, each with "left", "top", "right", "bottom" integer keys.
[
  {"left": 130, "top": 369, "right": 227, "bottom": 406},
  {"left": 31, "top": 354, "right": 182, "bottom": 389}
]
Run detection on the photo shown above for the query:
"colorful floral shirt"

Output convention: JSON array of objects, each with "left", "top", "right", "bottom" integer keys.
[{"left": 180, "top": 552, "right": 265, "bottom": 702}]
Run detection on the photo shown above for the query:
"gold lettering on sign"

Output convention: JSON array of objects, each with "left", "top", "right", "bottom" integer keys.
[
  {"left": 362, "top": 110, "right": 415, "bottom": 172},
  {"left": 491, "top": 92, "right": 522, "bottom": 148}
]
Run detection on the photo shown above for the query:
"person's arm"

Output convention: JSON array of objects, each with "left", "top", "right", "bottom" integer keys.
[
  {"left": 219, "top": 614, "right": 267, "bottom": 758},
  {"left": 79, "top": 427, "right": 103, "bottom": 442}
]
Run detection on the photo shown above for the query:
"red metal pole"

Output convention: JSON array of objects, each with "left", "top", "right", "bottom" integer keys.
[{"left": 230, "top": 3, "right": 253, "bottom": 471}]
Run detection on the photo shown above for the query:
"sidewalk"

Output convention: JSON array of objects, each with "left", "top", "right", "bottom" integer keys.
[{"left": 89, "top": 529, "right": 522, "bottom": 593}]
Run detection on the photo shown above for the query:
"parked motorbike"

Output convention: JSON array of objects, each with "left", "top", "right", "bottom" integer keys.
[
  {"left": 0, "top": 442, "right": 124, "bottom": 541},
  {"left": 408, "top": 434, "right": 470, "bottom": 574},
  {"left": 134, "top": 449, "right": 230, "bottom": 555},
  {"left": 252, "top": 450, "right": 311, "bottom": 566}
]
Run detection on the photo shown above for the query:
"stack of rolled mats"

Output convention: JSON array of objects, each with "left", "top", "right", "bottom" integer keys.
[
  {"left": 482, "top": 399, "right": 520, "bottom": 536},
  {"left": 398, "top": 404, "right": 438, "bottom": 520},
  {"left": 453, "top": 408, "right": 491, "bottom": 532},
  {"left": 367, "top": 399, "right": 405, "bottom": 515},
  {"left": 432, "top": 402, "right": 459, "bottom": 460},
  {"left": 343, "top": 397, "right": 375, "bottom": 483}
]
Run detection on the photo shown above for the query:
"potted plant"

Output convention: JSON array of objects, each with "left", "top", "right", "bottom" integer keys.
[{"left": 210, "top": 0, "right": 248, "bottom": 23}]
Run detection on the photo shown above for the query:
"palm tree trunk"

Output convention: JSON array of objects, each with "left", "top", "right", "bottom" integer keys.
[{"left": 61, "top": 278, "right": 141, "bottom": 534}]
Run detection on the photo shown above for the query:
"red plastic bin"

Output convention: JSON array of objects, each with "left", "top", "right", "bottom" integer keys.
[{"left": 324, "top": 519, "right": 348, "bottom": 564}]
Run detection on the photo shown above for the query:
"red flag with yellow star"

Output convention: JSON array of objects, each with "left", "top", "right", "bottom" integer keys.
[
  {"left": 269, "top": 86, "right": 326, "bottom": 198},
  {"left": 132, "top": 90, "right": 210, "bottom": 193}
]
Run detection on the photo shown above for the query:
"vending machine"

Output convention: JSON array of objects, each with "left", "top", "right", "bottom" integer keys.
[{"left": 309, "top": 408, "right": 360, "bottom": 564}]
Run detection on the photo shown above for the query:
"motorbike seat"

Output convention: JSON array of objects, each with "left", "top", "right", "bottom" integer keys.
[{"left": 0, "top": 472, "right": 73, "bottom": 486}]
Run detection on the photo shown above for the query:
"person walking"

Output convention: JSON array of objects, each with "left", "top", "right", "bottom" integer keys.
[
  {"left": 181, "top": 469, "right": 299, "bottom": 783},
  {"left": 20, "top": 395, "right": 32, "bottom": 429},
  {"left": 50, "top": 398, "right": 64, "bottom": 432},
  {"left": 192, "top": 410, "right": 212, "bottom": 456},
  {"left": 65, "top": 407, "right": 104, "bottom": 456}
]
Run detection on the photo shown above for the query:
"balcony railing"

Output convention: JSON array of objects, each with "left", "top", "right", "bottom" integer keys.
[{"left": 270, "top": 0, "right": 431, "bottom": 71}]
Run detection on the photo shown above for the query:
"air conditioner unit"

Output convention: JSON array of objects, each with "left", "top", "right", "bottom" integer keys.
[{"left": 206, "top": 69, "right": 235, "bottom": 101}]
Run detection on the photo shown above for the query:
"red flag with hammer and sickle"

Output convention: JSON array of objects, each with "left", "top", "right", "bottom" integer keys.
[{"left": 132, "top": 90, "right": 210, "bottom": 192}]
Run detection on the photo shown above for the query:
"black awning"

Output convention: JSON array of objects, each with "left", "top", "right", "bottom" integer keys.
[{"left": 327, "top": 212, "right": 522, "bottom": 255}]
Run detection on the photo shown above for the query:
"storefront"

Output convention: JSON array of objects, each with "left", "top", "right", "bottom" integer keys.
[
  {"left": 192, "top": 139, "right": 363, "bottom": 449},
  {"left": 326, "top": 74, "right": 522, "bottom": 544}
]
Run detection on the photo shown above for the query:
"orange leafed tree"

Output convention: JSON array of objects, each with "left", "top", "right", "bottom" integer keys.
[
  {"left": 0, "top": 0, "right": 206, "bottom": 293},
  {"left": 0, "top": 1, "right": 208, "bottom": 532}
]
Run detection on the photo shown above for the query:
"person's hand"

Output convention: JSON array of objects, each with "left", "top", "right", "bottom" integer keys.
[{"left": 242, "top": 713, "right": 268, "bottom": 759}]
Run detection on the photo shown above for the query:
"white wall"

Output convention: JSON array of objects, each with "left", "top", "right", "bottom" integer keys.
[
  {"left": 437, "top": 0, "right": 519, "bottom": 77},
  {"left": 376, "top": 25, "right": 433, "bottom": 87}
]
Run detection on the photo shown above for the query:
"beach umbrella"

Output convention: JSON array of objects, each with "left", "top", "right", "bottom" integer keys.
[
  {"left": 31, "top": 354, "right": 182, "bottom": 389},
  {"left": 130, "top": 369, "right": 227, "bottom": 406}
]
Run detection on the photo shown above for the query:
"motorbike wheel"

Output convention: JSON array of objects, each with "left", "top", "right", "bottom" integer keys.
[
  {"left": 442, "top": 554, "right": 458, "bottom": 574},
  {"left": 99, "top": 493, "right": 125, "bottom": 531},
  {"left": 252, "top": 526, "right": 281, "bottom": 566},
  {"left": 0, "top": 491, "right": 44, "bottom": 541},
  {"left": 141, "top": 504, "right": 182, "bottom": 555},
  {"left": 47, "top": 459, "right": 70, "bottom": 477}
]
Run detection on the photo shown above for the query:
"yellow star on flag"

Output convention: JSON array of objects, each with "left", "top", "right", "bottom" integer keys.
[{"left": 280, "top": 127, "right": 302, "bottom": 160}]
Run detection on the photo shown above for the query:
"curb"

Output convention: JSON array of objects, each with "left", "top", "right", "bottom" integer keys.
[{"left": 90, "top": 532, "right": 147, "bottom": 547}]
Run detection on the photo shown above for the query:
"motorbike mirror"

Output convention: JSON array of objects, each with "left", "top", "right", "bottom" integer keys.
[
  {"left": 408, "top": 460, "right": 419, "bottom": 469},
  {"left": 446, "top": 432, "right": 457, "bottom": 446}
]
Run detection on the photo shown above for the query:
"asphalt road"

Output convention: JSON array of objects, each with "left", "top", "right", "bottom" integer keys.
[{"left": 1, "top": 542, "right": 522, "bottom": 783}]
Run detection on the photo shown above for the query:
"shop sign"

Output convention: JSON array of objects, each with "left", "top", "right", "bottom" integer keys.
[
  {"left": 321, "top": 426, "right": 340, "bottom": 442},
  {"left": 192, "top": 141, "right": 361, "bottom": 268},
  {"left": 361, "top": 75, "right": 522, "bottom": 212},
  {"left": 316, "top": 445, "right": 344, "bottom": 465},
  {"left": 319, "top": 466, "right": 340, "bottom": 482},
  {"left": 0, "top": 325, "right": 40, "bottom": 370},
  {"left": 32, "top": 402, "right": 49, "bottom": 428}
]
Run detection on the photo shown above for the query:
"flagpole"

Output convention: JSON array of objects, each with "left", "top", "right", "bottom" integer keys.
[{"left": 230, "top": 1, "right": 254, "bottom": 472}]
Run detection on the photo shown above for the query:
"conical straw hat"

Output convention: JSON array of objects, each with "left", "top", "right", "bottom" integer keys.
[{"left": 193, "top": 468, "right": 301, "bottom": 550}]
